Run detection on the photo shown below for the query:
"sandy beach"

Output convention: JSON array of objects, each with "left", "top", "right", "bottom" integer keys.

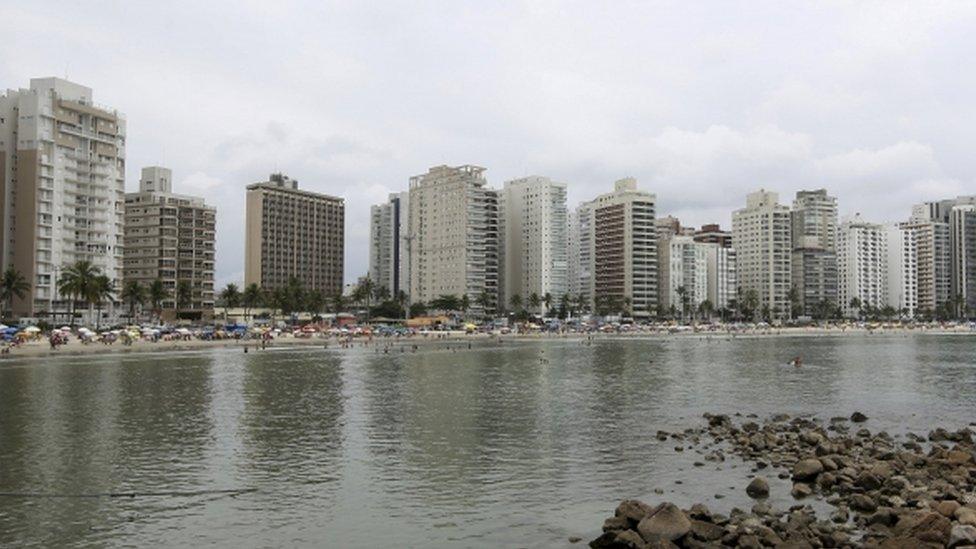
[{"left": 1, "top": 325, "right": 972, "bottom": 361}]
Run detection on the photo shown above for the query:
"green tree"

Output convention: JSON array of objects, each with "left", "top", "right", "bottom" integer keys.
[
  {"left": 0, "top": 267, "right": 30, "bottom": 321},
  {"left": 542, "top": 292, "right": 553, "bottom": 315},
  {"left": 528, "top": 292, "right": 541, "bottom": 314},
  {"left": 241, "top": 283, "right": 262, "bottom": 323},
  {"left": 459, "top": 294, "right": 470, "bottom": 318},
  {"left": 331, "top": 292, "right": 346, "bottom": 315},
  {"left": 509, "top": 293, "right": 523, "bottom": 312},
  {"left": 788, "top": 285, "right": 801, "bottom": 319},
  {"left": 307, "top": 289, "right": 325, "bottom": 319},
  {"left": 120, "top": 280, "right": 146, "bottom": 323},
  {"left": 176, "top": 280, "right": 193, "bottom": 314},
  {"left": 741, "top": 288, "right": 759, "bottom": 321},
  {"left": 373, "top": 285, "right": 390, "bottom": 303},
  {"left": 148, "top": 279, "right": 169, "bottom": 323},
  {"left": 89, "top": 274, "right": 114, "bottom": 331},
  {"left": 219, "top": 283, "right": 240, "bottom": 323},
  {"left": 476, "top": 289, "right": 493, "bottom": 319},
  {"left": 676, "top": 285, "right": 689, "bottom": 323},
  {"left": 58, "top": 260, "right": 101, "bottom": 327},
  {"left": 356, "top": 277, "right": 376, "bottom": 321}
]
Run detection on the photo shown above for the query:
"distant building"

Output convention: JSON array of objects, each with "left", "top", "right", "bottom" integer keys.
[
  {"left": 0, "top": 78, "right": 126, "bottom": 319},
  {"left": 837, "top": 215, "right": 887, "bottom": 317},
  {"left": 369, "top": 191, "right": 409, "bottom": 298},
  {"left": 571, "top": 201, "right": 595, "bottom": 311},
  {"left": 884, "top": 223, "right": 918, "bottom": 317},
  {"left": 244, "top": 173, "right": 344, "bottom": 296},
  {"left": 903, "top": 206, "right": 951, "bottom": 315},
  {"left": 949, "top": 205, "right": 976, "bottom": 316},
  {"left": 732, "top": 190, "right": 792, "bottom": 319},
  {"left": 694, "top": 224, "right": 733, "bottom": 248},
  {"left": 585, "top": 178, "right": 657, "bottom": 317},
  {"left": 658, "top": 235, "right": 708, "bottom": 314},
  {"left": 791, "top": 189, "right": 838, "bottom": 316},
  {"left": 408, "top": 165, "right": 499, "bottom": 315},
  {"left": 501, "top": 176, "right": 568, "bottom": 313},
  {"left": 705, "top": 244, "right": 736, "bottom": 311},
  {"left": 124, "top": 167, "right": 215, "bottom": 320}
]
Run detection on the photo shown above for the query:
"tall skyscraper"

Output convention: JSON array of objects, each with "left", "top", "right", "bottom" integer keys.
[
  {"left": 408, "top": 165, "right": 499, "bottom": 314},
  {"left": 884, "top": 224, "right": 918, "bottom": 317},
  {"left": 903, "top": 206, "right": 951, "bottom": 315},
  {"left": 369, "top": 191, "right": 409, "bottom": 298},
  {"left": 572, "top": 201, "right": 595, "bottom": 311},
  {"left": 791, "top": 189, "right": 838, "bottom": 317},
  {"left": 124, "top": 167, "right": 215, "bottom": 320},
  {"left": 949, "top": 205, "right": 976, "bottom": 316},
  {"left": 705, "top": 244, "right": 736, "bottom": 311},
  {"left": 584, "top": 178, "right": 657, "bottom": 317},
  {"left": 244, "top": 173, "right": 344, "bottom": 296},
  {"left": 837, "top": 214, "right": 887, "bottom": 317},
  {"left": 501, "top": 176, "right": 568, "bottom": 313},
  {"left": 732, "top": 190, "right": 792, "bottom": 320},
  {"left": 0, "top": 78, "right": 126, "bottom": 319}
]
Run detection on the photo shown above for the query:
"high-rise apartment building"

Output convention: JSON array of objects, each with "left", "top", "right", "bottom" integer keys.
[
  {"left": 791, "top": 189, "right": 838, "bottom": 317},
  {"left": 903, "top": 207, "right": 951, "bottom": 315},
  {"left": 124, "top": 166, "right": 215, "bottom": 320},
  {"left": 884, "top": 224, "right": 918, "bottom": 317},
  {"left": 949, "top": 205, "right": 976, "bottom": 316},
  {"left": 244, "top": 173, "right": 344, "bottom": 296},
  {"left": 571, "top": 201, "right": 595, "bottom": 311},
  {"left": 501, "top": 176, "right": 567, "bottom": 313},
  {"left": 0, "top": 78, "right": 126, "bottom": 319},
  {"left": 369, "top": 191, "right": 409, "bottom": 298},
  {"left": 584, "top": 178, "right": 657, "bottom": 317},
  {"left": 658, "top": 235, "right": 708, "bottom": 313},
  {"left": 705, "top": 244, "right": 736, "bottom": 311},
  {"left": 732, "top": 190, "right": 792, "bottom": 319},
  {"left": 408, "top": 165, "right": 499, "bottom": 314},
  {"left": 837, "top": 215, "right": 887, "bottom": 317}
]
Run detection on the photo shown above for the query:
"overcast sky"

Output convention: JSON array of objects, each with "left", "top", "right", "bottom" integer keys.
[{"left": 4, "top": 1, "right": 975, "bottom": 286}]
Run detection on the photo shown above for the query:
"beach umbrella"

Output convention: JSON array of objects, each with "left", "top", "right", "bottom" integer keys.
[
  {"left": 0, "top": 324, "right": 7, "bottom": 331},
  {"left": 23, "top": 326, "right": 40, "bottom": 333}
]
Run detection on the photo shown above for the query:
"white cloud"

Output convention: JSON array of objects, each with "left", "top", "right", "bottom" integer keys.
[{"left": 3, "top": 2, "right": 974, "bottom": 283}]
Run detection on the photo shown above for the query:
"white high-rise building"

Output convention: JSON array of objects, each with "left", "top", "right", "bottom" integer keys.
[
  {"left": 501, "top": 176, "right": 567, "bottom": 313},
  {"left": 705, "top": 244, "right": 737, "bottom": 311},
  {"left": 837, "top": 215, "right": 887, "bottom": 317},
  {"left": 0, "top": 78, "right": 126, "bottom": 320},
  {"left": 584, "top": 178, "right": 657, "bottom": 318},
  {"left": 884, "top": 223, "right": 918, "bottom": 317},
  {"left": 408, "top": 165, "right": 499, "bottom": 314},
  {"left": 369, "top": 191, "right": 409, "bottom": 298},
  {"left": 903, "top": 207, "right": 951, "bottom": 316},
  {"left": 732, "top": 190, "right": 792, "bottom": 320},
  {"left": 572, "top": 201, "right": 595, "bottom": 312},
  {"left": 658, "top": 235, "right": 708, "bottom": 313}
]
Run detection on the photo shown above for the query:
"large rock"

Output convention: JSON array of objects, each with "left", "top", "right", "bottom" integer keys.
[
  {"left": 792, "top": 458, "right": 824, "bottom": 481},
  {"left": 615, "top": 500, "right": 655, "bottom": 526},
  {"left": 688, "top": 519, "right": 724, "bottom": 541},
  {"left": 746, "top": 477, "right": 769, "bottom": 499},
  {"left": 636, "top": 503, "right": 691, "bottom": 542},
  {"left": 955, "top": 506, "right": 976, "bottom": 526},
  {"left": 850, "top": 494, "right": 878, "bottom": 513},
  {"left": 949, "top": 524, "right": 976, "bottom": 548},
  {"left": 851, "top": 411, "right": 869, "bottom": 423}
]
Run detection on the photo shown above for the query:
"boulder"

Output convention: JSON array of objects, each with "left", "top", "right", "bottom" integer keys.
[
  {"left": 935, "top": 500, "right": 960, "bottom": 518},
  {"left": 688, "top": 519, "right": 724, "bottom": 541},
  {"left": 636, "top": 503, "right": 691, "bottom": 542},
  {"left": 955, "top": 506, "right": 976, "bottom": 526},
  {"left": 746, "top": 477, "right": 769, "bottom": 499},
  {"left": 616, "top": 500, "right": 655, "bottom": 526},
  {"left": 949, "top": 524, "right": 976, "bottom": 548},
  {"left": 851, "top": 494, "right": 878, "bottom": 513},
  {"left": 792, "top": 458, "right": 824, "bottom": 481},
  {"left": 791, "top": 482, "right": 813, "bottom": 498},
  {"left": 851, "top": 411, "right": 869, "bottom": 423}
]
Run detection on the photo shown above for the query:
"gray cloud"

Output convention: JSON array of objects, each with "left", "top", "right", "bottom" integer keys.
[{"left": 3, "top": 1, "right": 974, "bottom": 286}]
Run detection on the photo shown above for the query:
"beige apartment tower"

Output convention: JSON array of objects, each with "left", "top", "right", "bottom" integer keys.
[
  {"left": 0, "top": 78, "right": 126, "bottom": 319},
  {"left": 408, "top": 165, "right": 499, "bottom": 315},
  {"left": 124, "top": 167, "right": 215, "bottom": 320},
  {"left": 244, "top": 173, "right": 344, "bottom": 296}
]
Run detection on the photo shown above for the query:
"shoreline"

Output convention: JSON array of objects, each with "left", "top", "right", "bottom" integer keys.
[{"left": 0, "top": 326, "right": 972, "bottom": 361}]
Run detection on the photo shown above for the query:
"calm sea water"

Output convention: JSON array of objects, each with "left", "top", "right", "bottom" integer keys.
[{"left": 1, "top": 334, "right": 974, "bottom": 548}]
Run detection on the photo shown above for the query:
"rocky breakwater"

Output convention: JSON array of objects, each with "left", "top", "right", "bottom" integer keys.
[{"left": 590, "top": 412, "right": 976, "bottom": 548}]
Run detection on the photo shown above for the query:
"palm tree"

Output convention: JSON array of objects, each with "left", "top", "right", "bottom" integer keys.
[
  {"left": 356, "top": 277, "right": 376, "bottom": 321},
  {"left": 241, "top": 283, "right": 262, "bottom": 323},
  {"left": 373, "top": 285, "right": 390, "bottom": 303},
  {"left": 542, "top": 292, "right": 553, "bottom": 315},
  {"left": 528, "top": 292, "right": 541, "bottom": 315},
  {"left": 0, "top": 267, "right": 30, "bottom": 321},
  {"left": 307, "top": 289, "right": 325, "bottom": 319},
  {"left": 699, "top": 299, "right": 714, "bottom": 321},
  {"left": 509, "top": 293, "right": 523, "bottom": 312},
  {"left": 476, "top": 289, "right": 493, "bottom": 319},
  {"left": 788, "top": 285, "right": 801, "bottom": 320},
  {"left": 676, "top": 285, "right": 689, "bottom": 323},
  {"left": 331, "top": 292, "right": 346, "bottom": 315},
  {"left": 848, "top": 297, "right": 862, "bottom": 320},
  {"left": 220, "top": 283, "right": 241, "bottom": 324},
  {"left": 148, "top": 279, "right": 168, "bottom": 324},
  {"left": 58, "top": 260, "right": 100, "bottom": 327},
  {"left": 459, "top": 294, "right": 470, "bottom": 319},
  {"left": 89, "top": 275, "right": 114, "bottom": 331},
  {"left": 176, "top": 280, "right": 193, "bottom": 315},
  {"left": 120, "top": 280, "right": 146, "bottom": 323}
]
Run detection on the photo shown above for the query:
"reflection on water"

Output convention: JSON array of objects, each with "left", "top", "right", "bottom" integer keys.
[{"left": 0, "top": 335, "right": 974, "bottom": 547}]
